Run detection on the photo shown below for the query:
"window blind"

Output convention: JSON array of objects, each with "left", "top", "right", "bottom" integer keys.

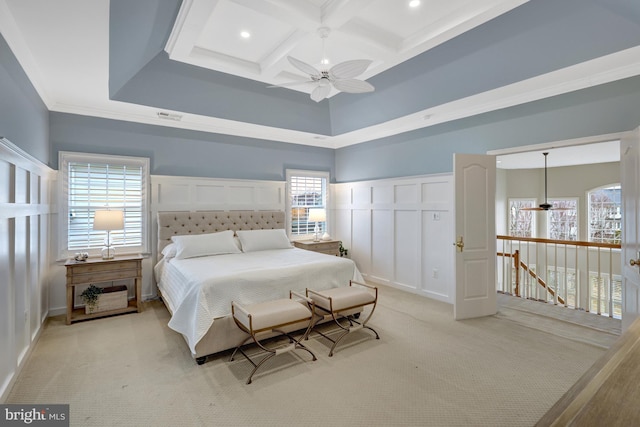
[
  {"left": 67, "top": 161, "right": 144, "bottom": 251},
  {"left": 289, "top": 174, "right": 326, "bottom": 236}
]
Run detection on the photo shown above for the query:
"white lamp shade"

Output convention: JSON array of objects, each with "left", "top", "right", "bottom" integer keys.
[
  {"left": 93, "top": 210, "right": 124, "bottom": 231},
  {"left": 308, "top": 208, "right": 326, "bottom": 222}
]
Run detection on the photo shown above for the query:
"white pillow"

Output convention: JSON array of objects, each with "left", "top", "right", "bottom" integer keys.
[
  {"left": 170, "top": 230, "right": 241, "bottom": 259},
  {"left": 236, "top": 229, "right": 292, "bottom": 252},
  {"left": 161, "top": 243, "right": 177, "bottom": 259}
]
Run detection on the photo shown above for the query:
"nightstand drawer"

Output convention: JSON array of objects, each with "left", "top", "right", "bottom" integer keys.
[
  {"left": 293, "top": 240, "right": 341, "bottom": 256},
  {"left": 66, "top": 260, "right": 140, "bottom": 285}
]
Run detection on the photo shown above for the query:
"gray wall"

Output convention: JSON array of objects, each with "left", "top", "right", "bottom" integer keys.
[
  {"left": 335, "top": 76, "right": 640, "bottom": 182},
  {"left": 49, "top": 113, "right": 335, "bottom": 181},
  {"left": 0, "top": 34, "right": 49, "bottom": 164}
]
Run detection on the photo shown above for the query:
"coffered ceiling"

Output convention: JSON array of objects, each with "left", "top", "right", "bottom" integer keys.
[{"left": 166, "top": 0, "right": 526, "bottom": 96}]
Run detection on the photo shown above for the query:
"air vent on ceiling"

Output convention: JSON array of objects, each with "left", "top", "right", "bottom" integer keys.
[{"left": 157, "top": 111, "right": 183, "bottom": 121}]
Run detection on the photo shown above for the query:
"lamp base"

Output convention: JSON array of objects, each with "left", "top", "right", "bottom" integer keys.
[{"left": 101, "top": 245, "right": 115, "bottom": 260}]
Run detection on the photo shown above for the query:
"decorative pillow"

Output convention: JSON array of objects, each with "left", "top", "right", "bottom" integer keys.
[
  {"left": 161, "top": 243, "right": 177, "bottom": 259},
  {"left": 236, "top": 229, "right": 292, "bottom": 252},
  {"left": 171, "top": 230, "right": 241, "bottom": 259}
]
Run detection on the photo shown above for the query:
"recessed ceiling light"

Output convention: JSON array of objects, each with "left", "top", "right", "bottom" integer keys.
[
  {"left": 240, "top": 31, "right": 251, "bottom": 39},
  {"left": 321, "top": 58, "right": 330, "bottom": 65},
  {"left": 409, "top": 0, "right": 421, "bottom": 8}
]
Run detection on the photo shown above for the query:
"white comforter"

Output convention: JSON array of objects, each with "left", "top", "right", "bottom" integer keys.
[{"left": 155, "top": 248, "right": 363, "bottom": 353}]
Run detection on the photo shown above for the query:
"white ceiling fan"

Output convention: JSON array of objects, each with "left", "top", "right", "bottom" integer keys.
[{"left": 270, "top": 27, "right": 375, "bottom": 102}]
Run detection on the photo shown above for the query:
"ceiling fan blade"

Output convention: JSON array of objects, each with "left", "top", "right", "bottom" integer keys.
[
  {"left": 332, "top": 78, "right": 375, "bottom": 94},
  {"left": 287, "top": 56, "right": 320, "bottom": 78},
  {"left": 310, "top": 84, "right": 331, "bottom": 102},
  {"left": 520, "top": 207, "right": 545, "bottom": 211},
  {"left": 329, "top": 59, "right": 373, "bottom": 79}
]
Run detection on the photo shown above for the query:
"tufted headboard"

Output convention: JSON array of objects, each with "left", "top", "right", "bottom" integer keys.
[{"left": 157, "top": 210, "right": 285, "bottom": 256}]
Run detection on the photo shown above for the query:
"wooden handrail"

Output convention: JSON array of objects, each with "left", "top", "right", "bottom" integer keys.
[
  {"left": 519, "top": 259, "right": 565, "bottom": 305},
  {"left": 498, "top": 249, "right": 564, "bottom": 304},
  {"left": 497, "top": 235, "right": 621, "bottom": 250}
]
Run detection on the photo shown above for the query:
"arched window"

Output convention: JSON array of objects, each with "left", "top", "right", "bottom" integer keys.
[{"left": 588, "top": 184, "right": 621, "bottom": 243}]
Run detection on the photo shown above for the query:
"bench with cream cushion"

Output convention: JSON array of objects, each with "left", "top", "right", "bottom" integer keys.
[
  {"left": 230, "top": 291, "right": 316, "bottom": 384},
  {"left": 306, "top": 281, "right": 379, "bottom": 356}
]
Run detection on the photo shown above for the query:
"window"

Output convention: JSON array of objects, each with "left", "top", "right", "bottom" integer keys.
[
  {"left": 508, "top": 199, "right": 536, "bottom": 237},
  {"left": 588, "top": 185, "right": 621, "bottom": 244},
  {"left": 59, "top": 152, "right": 149, "bottom": 257},
  {"left": 547, "top": 199, "right": 578, "bottom": 241},
  {"left": 286, "top": 170, "right": 329, "bottom": 239}
]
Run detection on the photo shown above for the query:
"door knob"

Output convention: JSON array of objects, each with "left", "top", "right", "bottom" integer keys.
[
  {"left": 630, "top": 259, "right": 640, "bottom": 267},
  {"left": 454, "top": 236, "right": 464, "bottom": 252}
]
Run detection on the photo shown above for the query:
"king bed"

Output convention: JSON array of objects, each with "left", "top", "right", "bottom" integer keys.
[{"left": 154, "top": 210, "right": 363, "bottom": 364}]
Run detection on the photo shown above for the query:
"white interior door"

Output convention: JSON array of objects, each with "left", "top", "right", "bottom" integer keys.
[
  {"left": 454, "top": 153, "right": 496, "bottom": 320},
  {"left": 621, "top": 126, "right": 640, "bottom": 331}
]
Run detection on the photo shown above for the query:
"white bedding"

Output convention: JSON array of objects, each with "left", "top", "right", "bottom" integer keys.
[{"left": 155, "top": 247, "right": 363, "bottom": 353}]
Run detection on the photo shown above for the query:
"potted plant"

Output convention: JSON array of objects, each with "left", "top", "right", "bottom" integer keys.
[
  {"left": 80, "top": 285, "right": 103, "bottom": 314},
  {"left": 339, "top": 241, "right": 349, "bottom": 258}
]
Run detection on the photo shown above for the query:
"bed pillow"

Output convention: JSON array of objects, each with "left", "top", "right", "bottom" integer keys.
[
  {"left": 161, "top": 243, "right": 177, "bottom": 259},
  {"left": 236, "top": 229, "right": 292, "bottom": 252},
  {"left": 171, "top": 230, "right": 241, "bottom": 259}
]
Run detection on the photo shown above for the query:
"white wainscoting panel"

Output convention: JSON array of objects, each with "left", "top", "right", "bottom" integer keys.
[
  {"left": 395, "top": 210, "right": 419, "bottom": 288},
  {"left": 0, "top": 138, "right": 52, "bottom": 402},
  {"left": 350, "top": 209, "right": 372, "bottom": 274},
  {"left": 370, "top": 209, "right": 393, "bottom": 284},
  {"left": 334, "top": 174, "right": 454, "bottom": 303},
  {"left": 152, "top": 175, "right": 284, "bottom": 213}
]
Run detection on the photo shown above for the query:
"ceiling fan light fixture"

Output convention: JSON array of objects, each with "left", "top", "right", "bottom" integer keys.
[
  {"left": 268, "top": 27, "right": 375, "bottom": 102},
  {"left": 520, "top": 152, "right": 571, "bottom": 211}
]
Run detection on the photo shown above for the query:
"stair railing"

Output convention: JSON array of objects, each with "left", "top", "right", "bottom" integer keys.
[{"left": 497, "top": 235, "right": 622, "bottom": 318}]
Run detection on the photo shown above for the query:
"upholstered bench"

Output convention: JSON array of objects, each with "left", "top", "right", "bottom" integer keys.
[
  {"left": 306, "top": 280, "right": 379, "bottom": 356},
  {"left": 230, "top": 291, "right": 317, "bottom": 384}
]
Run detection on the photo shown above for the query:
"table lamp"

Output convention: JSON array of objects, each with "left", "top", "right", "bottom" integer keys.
[
  {"left": 93, "top": 209, "right": 124, "bottom": 259},
  {"left": 308, "top": 208, "right": 326, "bottom": 242}
]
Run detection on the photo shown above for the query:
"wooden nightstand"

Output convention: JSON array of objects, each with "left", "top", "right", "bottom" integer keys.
[
  {"left": 65, "top": 255, "right": 143, "bottom": 325},
  {"left": 293, "top": 239, "right": 341, "bottom": 256}
]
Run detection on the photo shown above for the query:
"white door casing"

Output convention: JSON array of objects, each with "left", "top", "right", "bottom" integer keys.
[
  {"left": 621, "top": 127, "right": 640, "bottom": 332},
  {"left": 454, "top": 153, "right": 497, "bottom": 320}
]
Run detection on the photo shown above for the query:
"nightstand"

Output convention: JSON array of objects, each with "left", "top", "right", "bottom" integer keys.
[
  {"left": 65, "top": 255, "right": 143, "bottom": 324},
  {"left": 293, "top": 239, "right": 341, "bottom": 256}
]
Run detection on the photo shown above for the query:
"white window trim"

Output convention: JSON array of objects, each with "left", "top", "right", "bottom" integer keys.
[
  {"left": 285, "top": 169, "right": 330, "bottom": 241},
  {"left": 58, "top": 151, "right": 150, "bottom": 260}
]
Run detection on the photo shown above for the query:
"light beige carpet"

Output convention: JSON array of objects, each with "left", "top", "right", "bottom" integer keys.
[{"left": 6, "top": 286, "right": 617, "bottom": 427}]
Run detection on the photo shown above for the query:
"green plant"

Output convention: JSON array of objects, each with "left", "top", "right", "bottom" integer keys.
[
  {"left": 339, "top": 241, "right": 349, "bottom": 257},
  {"left": 80, "top": 285, "right": 103, "bottom": 313}
]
